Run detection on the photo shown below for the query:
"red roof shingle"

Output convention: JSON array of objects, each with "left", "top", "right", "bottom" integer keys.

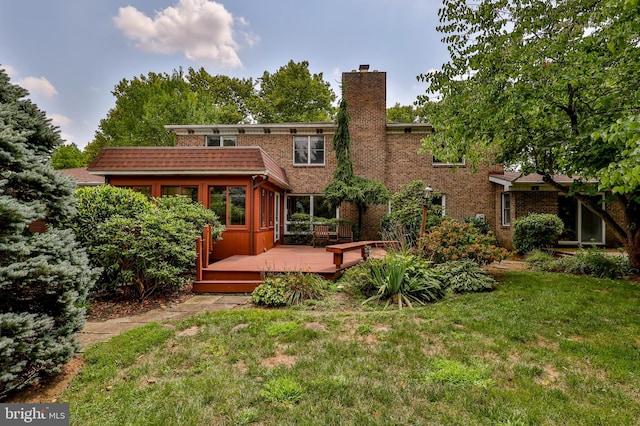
[{"left": 87, "top": 146, "right": 290, "bottom": 189}]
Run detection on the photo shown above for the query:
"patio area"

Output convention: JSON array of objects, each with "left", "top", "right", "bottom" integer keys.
[{"left": 194, "top": 245, "right": 388, "bottom": 293}]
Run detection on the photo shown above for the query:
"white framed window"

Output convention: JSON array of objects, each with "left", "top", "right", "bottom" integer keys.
[
  {"left": 501, "top": 192, "right": 511, "bottom": 226},
  {"left": 293, "top": 135, "right": 325, "bottom": 165},
  {"left": 430, "top": 194, "right": 446, "bottom": 216},
  {"left": 206, "top": 135, "right": 237, "bottom": 147},
  {"left": 432, "top": 156, "right": 465, "bottom": 166},
  {"left": 284, "top": 194, "right": 337, "bottom": 234}
]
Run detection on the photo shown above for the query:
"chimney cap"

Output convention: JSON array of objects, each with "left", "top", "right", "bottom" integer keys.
[{"left": 359, "top": 64, "right": 370, "bottom": 72}]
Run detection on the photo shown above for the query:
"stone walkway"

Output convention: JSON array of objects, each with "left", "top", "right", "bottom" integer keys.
[{"left": 77, "top": 295, "right": 251, "bottom": 351}]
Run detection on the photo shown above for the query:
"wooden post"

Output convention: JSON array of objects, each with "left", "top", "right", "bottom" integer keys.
[
  {"left": 420, "top": 204, "right": 429, "bottom": 236},
  {"left": 196, "top": 236, "right": 203, "bottom": 282}
]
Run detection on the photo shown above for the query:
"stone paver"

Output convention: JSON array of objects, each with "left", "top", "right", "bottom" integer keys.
[{"left": 77, "top": 294, "right": 251, "bottom": 351}]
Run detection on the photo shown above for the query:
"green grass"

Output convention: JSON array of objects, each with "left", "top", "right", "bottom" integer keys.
[{"left": 63, "top": 271, "right": 640, "bottom": 425}]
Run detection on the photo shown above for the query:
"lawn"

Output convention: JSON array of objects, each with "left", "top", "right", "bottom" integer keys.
[{"left": 63, "top": 271, "right": 640, "bottom": 425}]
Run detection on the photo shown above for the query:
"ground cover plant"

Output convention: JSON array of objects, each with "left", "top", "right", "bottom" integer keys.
[
  {"left": 62, "top": 271, "right": 640, "bottom": 425},
  {"left": 526, "top": 248, "right": 635, "bottom": 280}
]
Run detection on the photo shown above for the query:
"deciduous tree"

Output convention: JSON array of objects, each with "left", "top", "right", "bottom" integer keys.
[
  {"left": 254, "top": 60, "right": 336, "bottom": 123},
  {"left": 419, "top": 0, "right": 640, "bottom": 268}
]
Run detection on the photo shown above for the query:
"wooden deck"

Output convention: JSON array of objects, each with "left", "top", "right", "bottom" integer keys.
[{"left": 194, "top": 245, "right": 384, "bottom": 293}]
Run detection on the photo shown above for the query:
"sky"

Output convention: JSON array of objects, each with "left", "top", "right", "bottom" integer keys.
[{"left": 0, "top": 0, "right": 449, "bottom": 150}]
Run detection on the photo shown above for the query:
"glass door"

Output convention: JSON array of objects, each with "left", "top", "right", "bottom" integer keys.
[
  {"left": 558, "top": 195, "right": 604, "bottom": 244},
  {"left": 274, "top": 193, "right": 281, "bottom": 243}
]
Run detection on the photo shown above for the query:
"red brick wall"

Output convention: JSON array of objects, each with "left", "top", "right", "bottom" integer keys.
[{"left": 174, "top": 69, "right": 504, "bottom": 241}]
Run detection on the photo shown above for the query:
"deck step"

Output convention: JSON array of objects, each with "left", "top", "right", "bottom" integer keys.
[{"left": 193, "top": 280, "right": 263, "bottom": 293}]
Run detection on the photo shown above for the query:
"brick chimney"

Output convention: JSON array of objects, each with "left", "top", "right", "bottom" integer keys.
[{"left": 341, "top": 66, "right": 387, "bottom": 180}]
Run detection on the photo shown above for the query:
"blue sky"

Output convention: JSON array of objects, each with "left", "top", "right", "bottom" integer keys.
[{"left": 0, "top": 0, "right": 448, "bottom": 149}]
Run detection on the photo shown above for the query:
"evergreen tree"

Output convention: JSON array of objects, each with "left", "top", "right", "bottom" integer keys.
[
  {"left": 324, "top": 100, "right": 389, "bottom": 234},
  {"left": 0, "top": 69, "right": 97, "bottom": 398}
]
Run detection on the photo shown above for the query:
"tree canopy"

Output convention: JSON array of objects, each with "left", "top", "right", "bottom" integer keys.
[
  {"left": 0, "top": 69, "right": 96, "bottom": 397},
  {"left": 419, "top": 0, "right": 640, "bottom": 268},
  {"left": 85, "top": 61, "right": 337, "bottom": 162},
  {"left": 51, "top": 142, "right": 87, "bottom": 169},
  {"left": 254, "top": 60, "right": 336, "bottom": 123}
]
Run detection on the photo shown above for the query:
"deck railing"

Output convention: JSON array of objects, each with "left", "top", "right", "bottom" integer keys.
[{"left": 195, "top": 224, "right": 213, "bottom": 282}]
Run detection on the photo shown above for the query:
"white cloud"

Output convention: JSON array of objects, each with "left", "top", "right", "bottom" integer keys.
[
  {"left": 16, "top": 76, "right": 58, "bottom": 98},
  {"left": 1, "top": 64, "right": 18, "bottom": 78},
  {"left": 49, "top": 113, "right": 72, "bottom": 127},
  {"left": 114, "top": 0, "right": 245, "bottom": 68}
]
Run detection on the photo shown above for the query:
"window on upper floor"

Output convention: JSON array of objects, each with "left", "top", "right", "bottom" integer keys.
[
  {"left": 432, "top": 155, "right": 465, "bottom": 166},
  {"left": 293, "top": 135, "right": 325, "bottom": 166},
  {"left": 206, "top": 135, "right": 237, "bottom": 147}
]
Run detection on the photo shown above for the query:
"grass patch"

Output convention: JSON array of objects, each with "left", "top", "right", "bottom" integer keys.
[{"left": 63, "top": 271, "right": 640, "bottom": 425}]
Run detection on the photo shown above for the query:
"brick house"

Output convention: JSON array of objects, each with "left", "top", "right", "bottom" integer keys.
[
  {"left": 490, "top": 172, "right": 623, "bottom": 248},
  {"left": 89, "top": 65, "right": 503, "bottom": 259},
  {"left": 89, "top": 65, "right": 615, "bottom": 257}
]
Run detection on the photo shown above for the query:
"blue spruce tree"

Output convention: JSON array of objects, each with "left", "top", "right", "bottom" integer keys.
[{"left": 0, "top": 69, "right": 97, "bottom": 398}]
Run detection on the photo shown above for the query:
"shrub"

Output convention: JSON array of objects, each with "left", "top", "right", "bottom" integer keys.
[
  {"left": 361, "top": 253, "right": 444, "bottom": 309},
  {"left": 432, "top": 260, "right": 497, "bottom": 293},
  {"left": 418, "top": 220, "right": 510, "bottom": 265},
  {"left": 252, "top": 272, "right": 327, "bottom": 307},
  {"left": 71, "top": 189, "right": 224, "bottom": 300},
  {"left": 527, "top": 248, "right": 634, "bottom": 279},
  {"left": 524, "top": 250, "right": 557, "bottom": 271},
  {"left": 0, "top": 70, "right": 97, "bottom": 398},
  {"left": 251, "top": 278, "right": 287, "bottom": 307},
  {"left": 512, "top": 213, "right": 564, "bottom": 254},
  {"left": 381, "top": 180, "right": 446, "bottom": 245},
  {"left": 464, "top": 216, "right": 491, "bottom": 235},
  {"left": 91, "top": 197, "right": 223, "bottom": 300}
]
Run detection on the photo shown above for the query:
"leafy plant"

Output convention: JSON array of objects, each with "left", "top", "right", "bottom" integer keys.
[
  {"left": 433, "top": 260, "right": 497, "bottom": 293},
  {"left": 362, "top": 253, "right": 443, "bottom": 309},
  {"left": 252, "top": 272, "right": 327, "bottom": 307},
  {"left": 251, "top": 278, "right": 287, "bottom": 307},
  {"left": 418, "top": 219, "right": 510, "bottom": 265},
  {"left": 513, "top": 213, "right": 564, "bottom": 254},
  {"left": 527, "top": 248, "right": 635, "bottom": 279},
  {"left": 73, "top": 190, "right": 223, "bottom": 300},
  {"left": 464, "top": 216, "right": 490, "bottom": 235}
]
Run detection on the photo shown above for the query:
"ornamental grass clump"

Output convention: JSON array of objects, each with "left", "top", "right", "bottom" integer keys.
[
  {"left": 361, "top": 253, "right": 444, "bottom": 309},
  {"left": 252, "top": 272, "right": 327, "bottom": 307},
  {"left": 418, "top": 219, "right": 510, "bottom": 265}
]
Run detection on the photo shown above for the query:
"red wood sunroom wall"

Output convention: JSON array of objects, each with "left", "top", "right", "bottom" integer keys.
[{"left": 104, "top": 174, "right": 284, "bottom": 260}]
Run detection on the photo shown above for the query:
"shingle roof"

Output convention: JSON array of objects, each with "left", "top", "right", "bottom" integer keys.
[
  {"left": 58, "top": 167, "right": 105, "bottom": 186},
  {"left": 88, "top": 146, "right": 290, "bottom": 189},
  {"left": 490, "top": 171, "right": 597, "bottom": 186}
]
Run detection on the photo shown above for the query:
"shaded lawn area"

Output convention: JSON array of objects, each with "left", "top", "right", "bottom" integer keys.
[{"left": 64, "top": 271, "right": 640, "bottom": 425}]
